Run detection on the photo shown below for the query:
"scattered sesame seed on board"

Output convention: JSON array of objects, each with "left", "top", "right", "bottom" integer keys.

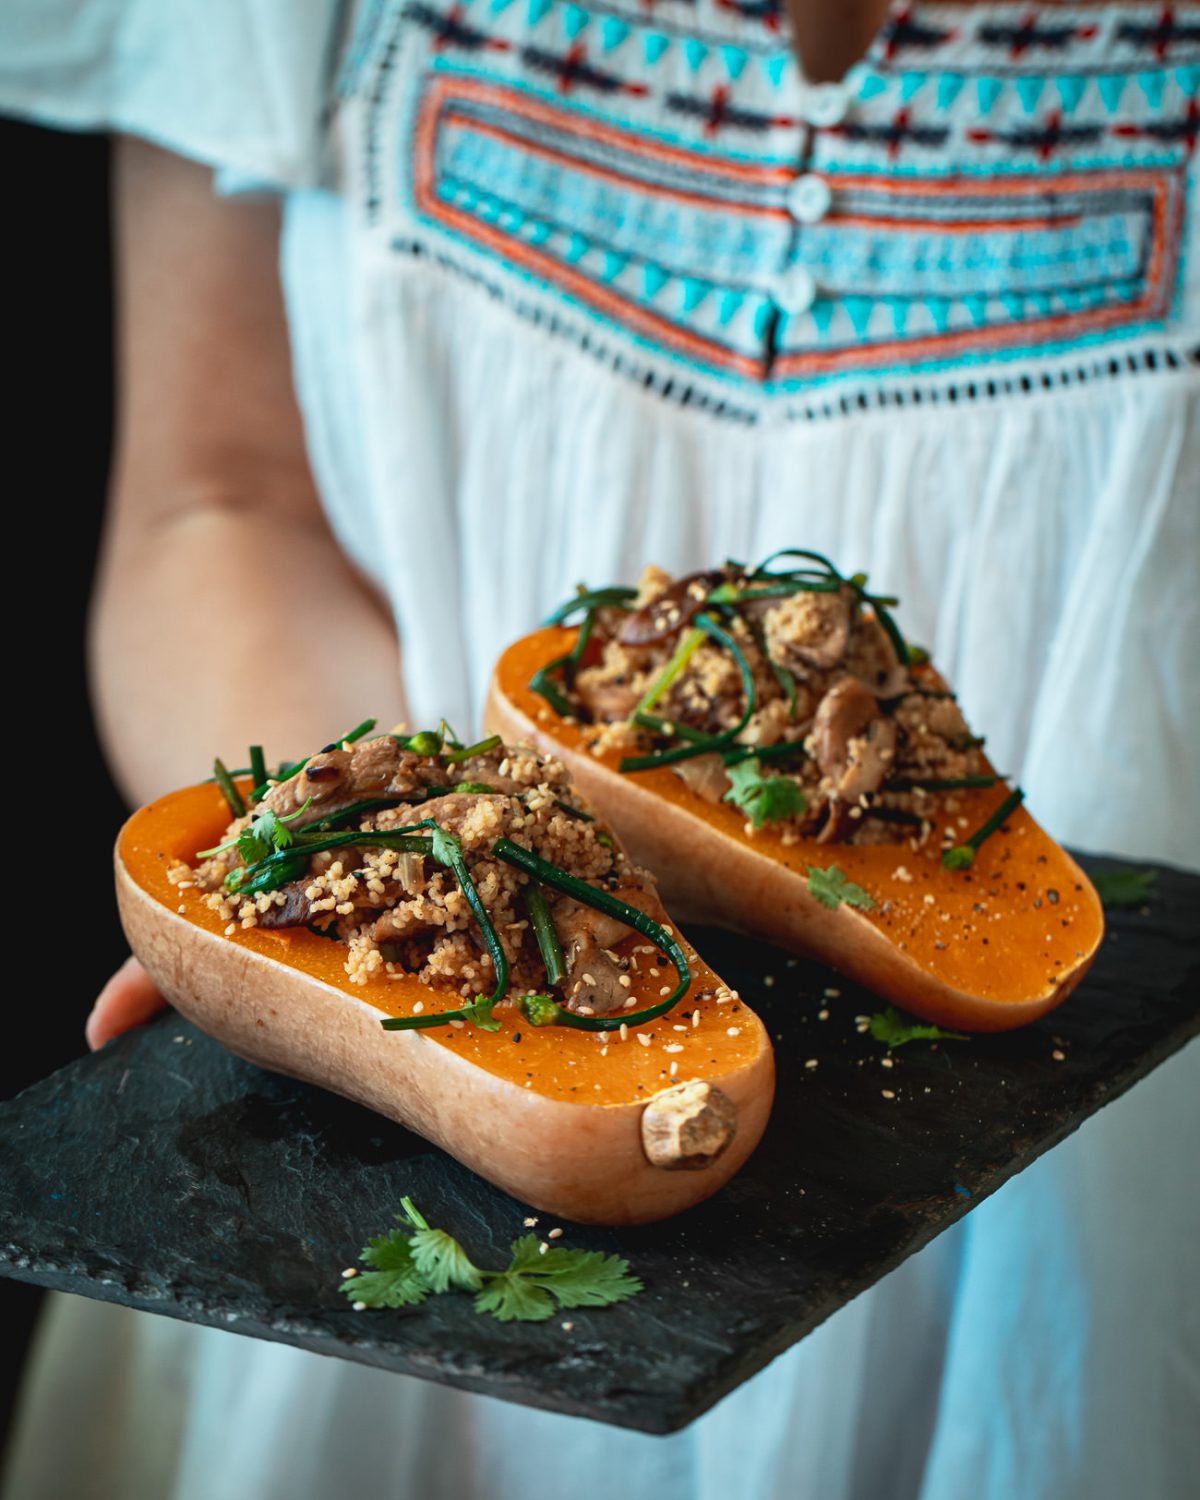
[
  {"left": 881, "top": 1057, "right": 894, "bottom": 1069},
  {"left": 561, "top": 1321, "right": 575, "bottom": 1332},
  {"left": 352, "top": 1301, "right": 367, "bottom": 1312},
  {"left": 804, "top": 1059, "right": 819, "bottom": 1070},
  {"left": 1052, "top": 1049, "right": 1066, "bottom": 1062},
  {"left": 824, "top": 987, "right": 840, "bottom": 998},
  {"left": 881, "top": 1089, "right": 896, "bottom": 1100},
  {"left": 523, "top": 1217, "right": 538, "bottom": 1227},
  {"left": 342, "top": 1267, "right": 358, "bottom": 1279},
  {"left": 818, "top": 1008, "right": 829, "bottom": 1021},
  {"left": 548, "top": 1227, "right": 563, "bottom": 1240}
]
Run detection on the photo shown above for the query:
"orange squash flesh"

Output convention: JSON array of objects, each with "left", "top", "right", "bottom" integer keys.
[
  {"left": 486, "top": 628, "right": 1106, "bottom": 1033},
  {"left": 115, "top": 780, "right": 775, "bottom": 1224}
]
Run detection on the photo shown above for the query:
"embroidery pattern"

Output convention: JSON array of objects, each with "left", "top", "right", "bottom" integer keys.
[{"left": 342, "top": 0, "right": 1200, "bottom": 418}]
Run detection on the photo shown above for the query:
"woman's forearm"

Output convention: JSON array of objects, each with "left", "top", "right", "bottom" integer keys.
[{"left": 90, "top": 481, "right": 406, "bottom": 806}]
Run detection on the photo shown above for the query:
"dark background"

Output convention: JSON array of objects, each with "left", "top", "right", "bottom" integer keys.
[{"left": 3, "top": 118, "right": 123, "bottom": 1457}]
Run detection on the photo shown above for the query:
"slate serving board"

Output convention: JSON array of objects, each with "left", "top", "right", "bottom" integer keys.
[{"left": 2, "top": 854, "right": 1196, "bottom": 1434}]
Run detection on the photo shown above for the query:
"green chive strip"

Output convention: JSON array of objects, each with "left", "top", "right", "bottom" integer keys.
[
  {"left": 749, "top": 547, "right": 842, "bottom": 580},
  {"left": 543, "top": 586, "right": 638, "bottom": 626},
  {"left": 721, "top": 740, "right": 806, "bottom": 769},
  {"left": 942, "top": 786, "right": 1026, "bottom": 871},
  {"left": 890, "top": 775, "right": 1002, "bottom": 792},
  {"left": 524, "top": 878, "right": 566, "bottom": 987},
  {"left": 213, "top": 758, "right": 247, "bottom": 819},
  {"left": 619, "top": 613, "right": 756, "bottom": 773},
  {"left": 249, "top": 746, "right": 268, "bottom": 798},
  {"left": 444, "top": 734, "right": 502, "bottom": 765},
  {"left": 635, "top": 626, "right": 706, "bottom": 715},
  {"left": 631, "top": 713, "right": 710, "bottom": 744},
  {"left": 492, "top": 840, "right": 692, "bottom": 1032},
  {"left": 529, "top": 609, "right": 601, "bottom": 716}
]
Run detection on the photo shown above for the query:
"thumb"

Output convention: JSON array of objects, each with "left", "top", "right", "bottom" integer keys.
[{"left": 86, "top": 955, "right": 169, "bottom": 1050}]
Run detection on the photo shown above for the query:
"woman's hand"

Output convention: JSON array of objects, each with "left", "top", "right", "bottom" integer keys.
[{"left": 86, "top": 957, "right": 168, "bottom": 1050}]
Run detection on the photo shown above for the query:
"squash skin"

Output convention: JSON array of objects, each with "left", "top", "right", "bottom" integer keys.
[
  {"left": 115, "top": 783, "right": 774, "bottom": 1226},
  {"left": 485, "top": 629, "right": 1106, "bottom": 1034}
]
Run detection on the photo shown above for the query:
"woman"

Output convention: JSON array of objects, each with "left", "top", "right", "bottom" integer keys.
[{"left": 2, "top": 2, "right": 1197, "bottom": 1497}]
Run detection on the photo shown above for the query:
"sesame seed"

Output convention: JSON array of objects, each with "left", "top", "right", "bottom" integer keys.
[
  {"left": 804, "top": 1058, "right": 819, "bottom": 1070},
  {"left": 561, "top": 1321, "right": 575, "bottom": 1331},
  {"left": 352, "top": 1301, "right": 367, "bottom": 1312},
  {"left": 449, "top": 1018, "right": 465, "bottom": 1029},
  {"left": 881, "top": 1056, "right": 894, "bottom": 1069},
  {"left": 670, "top": 1061, "right": 679, "bottom": 1078},
  {"left": 624, "top": 996, "right": 637, "bottom": 1009},
  {"left": 764, "top": 975, "right": 775, "bottom": 987},
  {"left": 659, "top": 985, "right": 671, "bottom": 996},
  {"left": 600, "top": 1046, "right": 608, "bottom": 1057},
  {"left": 881, "top": 1089, "right": 896, "bottom": 1100},
  {"left": 178, "top": 904, "right": 186, "bottom": 914},
  {"left": 548, "top": 1227, "right": 563, "bottom": 1240},
  {"left": 1052, "top": 1049, "right": 1066, "bottom": 1062},
  {"left": 726, "top": 1026, "right": 742, "bottom": 1037},
  {"left": 618, "top": 975, "right": 632, "bottom": 988},
  {"left": 637, "top": 1033, "right": 652, "bottom": 1047},
  {"left": 342, "top": 1268, "right": 358, "bottom": 1279},
  {"left": 818, "top": 1009, "right": 829, "bottom": 1020},
  {"left": 824, "top": 988, "right": 840, "bottom": 998},
  {"left": 619, "top": 1024, "right": 629, "bottom": 1042},
  {"left": 648, "top": 967, "right": 660, "bottom": 977},
  {"left": 663, "top": 1043, "right": 684, "bottom": 1054},
  {"left": 691, "top": 1011, "right": 700, "bottom": 1028},
  {"left": 673, "top": 1024, "right": 688, "bottom": 1032},
  {"left": 224, "top": 923, "right": 236, "bottom": 936},
  {"left": 539, "top": 1242, "right": 549, "bottom": 1255},
  {"left": 412, "top": 1001, "right": 425, "bottom": 1014},
  {"left": 582, "top": 972, "right": 597, "bottom": 986}
]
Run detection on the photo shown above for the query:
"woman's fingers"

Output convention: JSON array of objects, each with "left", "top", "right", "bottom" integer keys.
[{"left": 86, "top": 955, "right": 169, "bottom": 1050}]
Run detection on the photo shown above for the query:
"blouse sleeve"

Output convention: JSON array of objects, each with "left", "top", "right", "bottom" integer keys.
[{"left": 0, "top": 0, "right": 345, "bottom": 191}]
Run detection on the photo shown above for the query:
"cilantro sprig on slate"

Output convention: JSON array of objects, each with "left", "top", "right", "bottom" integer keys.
[
  {"left": 723, "top": 758, "right": 807, "bottom": 829},
  {"left": 342, "top": 1199, "right": 642, "bottom": 1322},
  {"left": 868, "top": 1006, "right": 968, "bottom": 1049},
  {"left": 806, "top": 865, "right": 875, "bottom": 911},
  {"left": 1090, "top": 867, "right": 1157, "bottom": 910}
]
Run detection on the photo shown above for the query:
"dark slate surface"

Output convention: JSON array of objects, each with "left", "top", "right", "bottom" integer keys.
[{"left": 2, "top": 855, "right": 1196, "bottom": 1433}]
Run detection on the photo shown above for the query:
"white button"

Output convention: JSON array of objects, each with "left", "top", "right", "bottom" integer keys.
[
  {"left": 803, "top": 81, "right": 850, "bottom": 128},
  {"left": 776, "top": 265, "right": 817, "bottom": 315},
  {"left": 786, "top": 173, "right": 832, "bottom": 225}
]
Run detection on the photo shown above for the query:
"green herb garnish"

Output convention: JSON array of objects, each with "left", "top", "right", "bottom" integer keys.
[
  {"left": 197, "top": 797, "right": 314, "bottom": 863},
  {"left": 342, "top": 1199, "right": 642, "bottom": 1322},
  {"left": 723, "top": 758, "right": 807, "bottom": 829},
  {"left": 806, "top": 865, "right": 875, "bottom": 911},
  {"left": 1090, "top": 867, "right": 1157, "bottom": 910},
  {"left": 868, "top": 1006, "right": 969, "bottom": 1048}
]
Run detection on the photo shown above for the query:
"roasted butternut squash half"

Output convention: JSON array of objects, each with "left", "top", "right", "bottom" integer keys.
[
  {"left": 485, "top": 553, "right": 1104, "bottom": 1033},
  {"left": 115, "top": 726, "right": 773, "bottom": 1225}
]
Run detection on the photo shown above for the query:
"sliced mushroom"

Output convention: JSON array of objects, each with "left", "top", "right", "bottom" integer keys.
[
  {"left": 844, "top": 613, "right": 910, "bottom": 699},
  {"left": 672, "top": 753, "right": 731, "bottom": 805},
  {"left": 762, "top": 584, "right": 855, "bottom": 674},
  {"left": 618, "top": 570, "right": 726, "bottom": 646},
  {"left": 262, "top": 736, "right": 448, "bottom": 826},
  {"left": 552, "top": 897, "right": 635, "bottom": 1016},
  {"left": 641, "top": 1081, "right": 737, "bottom": 1170},
  {"left": 812, "top": 678, "right": 898, "bottom": 842}
]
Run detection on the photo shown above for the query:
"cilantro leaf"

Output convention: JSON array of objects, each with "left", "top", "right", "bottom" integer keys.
[
  {"left": 869, "top": 1006, "right": 968, "bottom": 1049},
  {"left": 1090, "top": 867, "right": 1157, "bottom": 910},
  {"left": 409, "top": 1228, "right": 483, "bottom": 1293},
  {"left": 343, "top": 1230, "right": 429, "bottom": 1308},
  {"left": 527, "top": 1248, "right": 643, "bottom": 1309},
  {"left": 460, "top": 996, "right": 503, "bottom": 1033},
  {"left": 806, "top": 864, "right": 875, "bottom": 911},
  {"left": 430, "top": 826, "right": 464, "bottom": 866},
  {"left": 474, "top": 1272, "right": 556, "bottom": 1323},
  {"left": 723, "top": 758, "right": 807, "bottom": 829},
  {"left": 472, "top": 1236, "right": 642, "bottom": 1322}
]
